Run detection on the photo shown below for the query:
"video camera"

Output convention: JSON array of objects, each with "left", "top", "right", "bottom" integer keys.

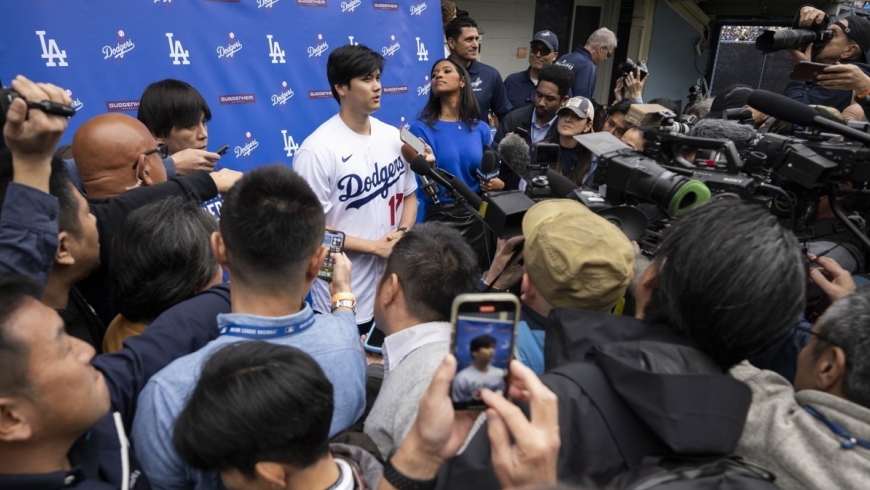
[
  {"left": 624, "top": 104, "right": 697, "bottom": 135},
  {"left": 617, "top": 58, "right": 649, "bottom": 80},
  {"left": 0, "top": 87, "right": 77, "bottom": 129}
]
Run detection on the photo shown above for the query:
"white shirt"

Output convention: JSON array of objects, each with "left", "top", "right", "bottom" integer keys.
[
  {"left": 293, "top": 115, "right": 418, "bottom": 323},
  {"left": 382, "top": 321, "right": 452, "bottom": 376}
]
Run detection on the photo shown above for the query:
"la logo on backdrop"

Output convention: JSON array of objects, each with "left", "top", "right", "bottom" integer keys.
[
  {"left": 166, "top": 33, "right": 190, "bottom": 65},
  {"left": 103, "top": 30, "right": 135, "bottom": 65},
  {"left": 36, "top": 31, "right": 68, "bottom": 67},
  {"left": 282, "top": 130, "right": 300, "bottom": 157},
  {"left": 416, "top": 37, "right": 428, "bottom": 61},
  {"left": 267, "top": 34, "right": 286, "bottom": 63}
]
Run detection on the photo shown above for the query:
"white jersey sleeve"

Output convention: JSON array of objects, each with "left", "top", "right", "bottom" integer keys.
[{"left": 293, "top": 147, "right": 335, "bottom": 214}]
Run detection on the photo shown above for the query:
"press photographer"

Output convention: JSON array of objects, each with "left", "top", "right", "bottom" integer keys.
[{"left": 766, "top": 5, "right": 870, "bottom": 111}]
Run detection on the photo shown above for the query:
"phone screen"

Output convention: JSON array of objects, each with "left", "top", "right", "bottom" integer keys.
[
  {"left": 450, "top": 294, "right": 519, "bottom": 410},
  {"left": 318, "top": 230, "right": 345, "bottom": 282}
]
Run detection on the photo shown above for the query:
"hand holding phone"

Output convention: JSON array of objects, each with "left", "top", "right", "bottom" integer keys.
[
  {"left": 318, "top": 230, "right": 346, "bottom": 283},
  {"left": 790, "top": 61, "right": 831, "bottom": 82},
  {"left": 449, "top": 293, "right": 520, "bottom": 410},
  {"left": 401, "top": 127, "right": 426, "bottom": 155}
]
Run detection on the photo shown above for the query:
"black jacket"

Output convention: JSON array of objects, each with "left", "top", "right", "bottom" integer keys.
[
  {"left": 435, "top": 308, "right": 752, "bottom": 489},
  {"left": 494, "top": 105, "right": 560, "bottom": 190}
]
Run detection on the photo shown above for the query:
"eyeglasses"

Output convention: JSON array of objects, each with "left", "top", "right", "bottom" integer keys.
[
  {"left": 132, "top": 143, "right": 168, "bottom": 171},
  {"left": 530, "top": 46, "right": 552, "bottom": 56},
  {"left": 794, "top": 324, "right": 837, "bottom": 346}
]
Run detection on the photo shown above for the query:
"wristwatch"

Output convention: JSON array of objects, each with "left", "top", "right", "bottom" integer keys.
[
  {"left": 398, "top": 227, "right": 411, "bottom": 233},
  {"left": 332, "top": 299, "right": 356, "bottom": 314},
  {"left": 383, "top": 457, "right": 437, "bottom": 490}
]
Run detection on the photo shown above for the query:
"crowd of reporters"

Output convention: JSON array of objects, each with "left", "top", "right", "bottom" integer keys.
[{"left": 5, "top": 2, "right": 870, "bottom": 490}]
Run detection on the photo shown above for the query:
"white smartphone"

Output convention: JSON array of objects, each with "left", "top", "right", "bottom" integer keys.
[{"left": 400, "top": 127, "right": 426, "bottom": 155}]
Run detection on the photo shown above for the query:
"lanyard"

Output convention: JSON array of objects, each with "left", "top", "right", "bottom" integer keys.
[
  {"left": 805, "top": 405, "right": 870, "bottom": 450},
  {"left": 218, "top": 313, "right": 315, "bottom": 339}
]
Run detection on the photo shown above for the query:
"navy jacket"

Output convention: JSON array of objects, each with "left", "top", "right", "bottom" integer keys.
[
  {"left": 783, "top": 64, "right": 870, "bottom": 112},
  {"left": 556, "top": 47, "right": 596, "bottom": 99},
  {"left": 467, "top": 60, "right": 513, "bottom": 121},
  {"left": 504, "top": 68, "right": 536, "bottom": 110},
  {"left": 0, "top": 183, "right": 58, "bottom": 288},
  {"left": 0, "top": 284, "right": 231, "bottom": 490}
]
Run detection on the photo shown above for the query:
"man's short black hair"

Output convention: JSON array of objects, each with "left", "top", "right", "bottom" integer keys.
[
  {"left": 644, "top": 198, "right": 805, "bottom": 368},
  {"left": 538, "top": 64, "right": 574, "bottom": 98},
  {"left": 173, "top": 341, "right": 334, "bottom": 476},
  {"left": 470, "top": 334, "right": 496, "bottom": 353},
  {"left": 137, "top": 79, "right": 212, "bottom": 139},
  {"left": 0, "top": 151, "right": 80, "bottom": 237},
  {"left": 326, "top": 45, "right": 386, "bottom": 104},
  {"left": 380, "top": 223, "right": 478, "bottom": 322},
  {"left": 445, "top": 16, "right": 478, "bottom": 43},
  {"left": 111, "top": 196, "right": 219, "bottom": 324},
  {"left": 607, "top": 100, "right": 633, "bottom": 119},
  {"left": 0, "top": 275, "right": 42, "bottom": 396},
  {"left": 814, "top": 287, "right": 870, "bottom": 409},
  {"left": 220, "top": 165, "right": 325, "bottom": 291}
]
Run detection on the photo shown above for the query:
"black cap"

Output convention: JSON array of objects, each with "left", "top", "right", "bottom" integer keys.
[
  {"left": 706, "top": 84, "right": 753, "bottom": 120},
  {"left": 841, "top": 15, "right": 870, "bottom": 63}
]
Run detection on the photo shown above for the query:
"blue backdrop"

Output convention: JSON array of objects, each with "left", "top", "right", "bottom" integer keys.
[{"left": 2, "top": 0, "right": 442, "bottom": 173}]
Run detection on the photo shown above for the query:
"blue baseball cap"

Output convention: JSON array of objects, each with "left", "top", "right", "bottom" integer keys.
[{"left": 532, "top": 30, "right": 559, "bottom": 52}]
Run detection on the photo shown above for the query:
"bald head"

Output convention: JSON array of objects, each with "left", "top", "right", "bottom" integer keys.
[{"left": 72, "top": 113, "right": 168, "bottom": 200}]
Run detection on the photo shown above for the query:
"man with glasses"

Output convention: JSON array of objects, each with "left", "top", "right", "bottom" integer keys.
[
  {"left": 504, "top": 31, "right": 559, "bottom": 109},
  {"left": 556, "top": 27, "right": 617, "bottom": 99},
  {"left": 732, "top": 279, "right": 870, "bottom": 490}
]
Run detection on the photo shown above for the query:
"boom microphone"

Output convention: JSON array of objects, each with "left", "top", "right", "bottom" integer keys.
[
  {"left": 747, "top": 89, "right": 870, "bottom": 146},
  {"left": 402, "top": 144, "right": 440, "bottom": 204},
  {"left": 498, "top": 134, "right": 534, "bottom": 182},
  {"left": 476, "top": 149, "right": 500, "bottom": 183}
]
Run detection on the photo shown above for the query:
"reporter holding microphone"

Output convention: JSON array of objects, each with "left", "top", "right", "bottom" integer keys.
[{"left": 410, "top": 58, "right": 499, "bottom": 269}]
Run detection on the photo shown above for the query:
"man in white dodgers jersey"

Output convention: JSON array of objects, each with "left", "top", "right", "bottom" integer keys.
[{"left": 294, "top": 44, "right": 419, "bottom": 334}]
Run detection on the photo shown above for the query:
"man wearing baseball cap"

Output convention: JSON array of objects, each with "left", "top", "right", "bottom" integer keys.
[
  {"left": 504, "top": 30, "right": 559, "bottom": 110},
  {"left": 786, "top": 6, "right": 870, "bottom": 112},
  {"left": 514, "top": 199, "right": 635, "bottom": 374}
]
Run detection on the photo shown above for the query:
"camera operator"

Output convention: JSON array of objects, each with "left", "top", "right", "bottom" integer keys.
[{"left": 785, "top": 6, "right": 870, "bottom": 112}]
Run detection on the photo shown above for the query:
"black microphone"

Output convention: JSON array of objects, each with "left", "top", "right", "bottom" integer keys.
[
  {"left": 475, "top": 149, "right": 499, "bottom": 183},
  {"left": 544, "top": 169, "right": 580, "bottom": 198},
  {"left": 498, "top": 134, "right": 534, "bottom": 182},
  {"left": 409, "top": 156, "right": 482, "bottom": 210},
  {"left": 747, "top": 89, "right": 870, "bottom": 145},
  {"left": 402, "top": 145, "right": 440, "bottom": 204}
]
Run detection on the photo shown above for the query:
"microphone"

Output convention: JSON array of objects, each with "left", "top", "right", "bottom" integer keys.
[
  {"left": 747, "top": 89, "right": 870, "bottom": 146},
  {"left": 410, "top": 156, "right": 482, "bottom": 210},
  {"left": 475, "top": 149, "right": 500, "bottom": 183},
  {"left": 722, "top": 107, "right": 752, "bottom": 122},
  {"left": 544, "top": 169, "right": 580, "bottom": 198},
  {"left": 402, "top": 143, "right": 440, "bottom": 204},
  {"left": 498, "top": 134, "right": 534, "bottom": 182}
]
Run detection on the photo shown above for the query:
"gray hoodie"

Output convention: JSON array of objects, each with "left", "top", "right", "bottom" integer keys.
[{"left": 731, "top": 362, "right": 870, "bottom": 490}]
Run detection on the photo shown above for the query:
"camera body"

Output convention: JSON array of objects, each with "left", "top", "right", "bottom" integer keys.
[
  {"left": 755, "top": 26, "right": 833, "bottom": 54},
  {"left": 0, "top": 88, "right": 22, "bottom": 129},
  {"left": 618, "top": 58, "right": 649, "bottom": 80}
]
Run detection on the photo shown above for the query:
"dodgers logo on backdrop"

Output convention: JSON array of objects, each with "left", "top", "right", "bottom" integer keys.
[
  {"left": 409, "top": 1, "right": 426, "bottom": 16},
  {"left": 272, "top": 81, "right": 295, "bottom": 107},
  {"left": 348, "top": 36, "right": 359, "bottom": 46},
  {"left": 235, "top": 132, "right": 259, "bottom": 158},
  {"left": 258, "top": 0, "right": 279, "bottom": 7},
  {"left": 65, "top": 89, "right": 84, "bottom": 112},
  {"left": 416, "top": 37, "right": 428, "bottom": 61},
  {"left": 166, "top": 33, "right": 190, "bottom": 65},
  {"left": 417, "top": 76, "right": 430, "bottom": 97},
  {"left": 308, "top": 34, "right": 329, "bottom": 58},
  {"left": 282, "top": 130, "right": 299, "bottom": 157},
  {"left": 337, "top": 156, "right": 406, "bottom": 209},
  {"left": 217, "top": 32, "right": 243, "bottom": 59},
  {"left": 36, "top": 31, "right": 68, "bottom": 67},
  {"left": 103, "top": 30, "right": 135, "bottom": 61},
  {"left": 341, "top": 0, "right": 361, "bottom": 12},
  {"left": 267, "top": 35, "right": 285, "bottom": 63},
  {"left": 382, "top": 35, "right": 400, "bottom": 56}
]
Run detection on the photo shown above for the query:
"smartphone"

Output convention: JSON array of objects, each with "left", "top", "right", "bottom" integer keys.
[
  {"left": 449, "top": 293, "right": 520, "bottom": 410},
  {"left": 215, "top": 144, "right": 229, "bottom": 156},
  {"left": 790, "top": 61, "right": 831, "bottom": 82},
  {"left": 364, "top": 322, "right": 385, "bottom": 354},
  {"left": 317, "top": 230, "right": 345, "bottom": 282},
  {"left": 400, "top": 127, "right": 426, "bottom": 155}
]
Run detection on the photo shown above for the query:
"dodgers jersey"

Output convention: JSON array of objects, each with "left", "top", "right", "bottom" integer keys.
[{"left": 293, "top": 114, "right": 418, "bottom": 323}]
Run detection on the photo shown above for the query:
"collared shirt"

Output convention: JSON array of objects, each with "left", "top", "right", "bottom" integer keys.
[
  {"left": 132, "top": 304, "right": 366, "bottom": 490},
  {"left": 383, "top": 321, "right": 452, "bottom": 375},
  {"left": 530, "top": 111, "right": 557, "bottom": 144},
  {"left": 504, "top": 68, "right": 537, "bottom": 110},
  {"left": 466, "top": 59, "right": 513, "bottom": 121}
]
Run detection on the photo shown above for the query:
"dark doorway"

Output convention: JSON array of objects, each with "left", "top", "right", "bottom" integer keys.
[{"left": 570, "top": 5, "right": 602, "bottom": 52}]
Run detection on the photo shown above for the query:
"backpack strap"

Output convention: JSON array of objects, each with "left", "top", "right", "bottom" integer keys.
[{"left": 549, "top": 362, "right": 667, "bottom": 467}]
